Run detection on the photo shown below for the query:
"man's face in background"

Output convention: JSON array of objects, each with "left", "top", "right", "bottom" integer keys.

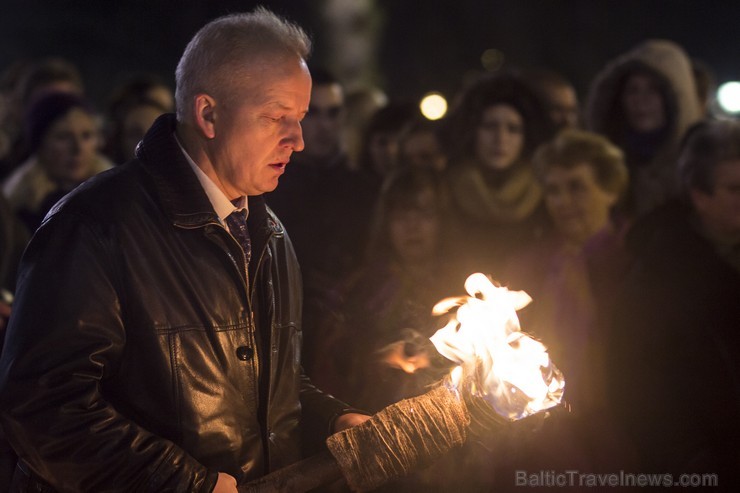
[
  {"left": 300, "top": 82, "right": 345, "bottom": 161},
  {"left": 692, "top": 159, "right": 740, "bottom": 244}
]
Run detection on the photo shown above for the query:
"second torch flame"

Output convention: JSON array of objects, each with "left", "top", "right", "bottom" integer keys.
[{"left": 429, "top": 273, "right": 565, "bottom": 421}]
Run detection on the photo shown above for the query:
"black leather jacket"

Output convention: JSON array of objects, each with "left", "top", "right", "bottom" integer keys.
[{"left": 0, "top": 114, "right": 350, "bottom": 492}]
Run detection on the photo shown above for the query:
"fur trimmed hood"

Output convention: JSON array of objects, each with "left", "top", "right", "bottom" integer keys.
[
  {"left": 586, "top": 39, "right": 702, "bottom": 152},
  {"left": 585, "top": 40, "right": 703, "bottom": 215}
]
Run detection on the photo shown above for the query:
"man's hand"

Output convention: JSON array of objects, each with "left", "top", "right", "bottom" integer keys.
[
  {"left": 333, "top": 412, "right": 371, "bottom": 433},
  {"left": 213, "top": 472, "right": 237, "bottom": 493}
]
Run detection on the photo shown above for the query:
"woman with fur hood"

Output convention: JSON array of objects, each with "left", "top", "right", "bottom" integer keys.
[{"left": 585, "top": 39, "right": 703, "bottom": 218}]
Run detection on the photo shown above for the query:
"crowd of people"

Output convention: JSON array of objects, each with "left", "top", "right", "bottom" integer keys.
[{"left": 0, "top": 13, "right": 738, "bottom": 492}]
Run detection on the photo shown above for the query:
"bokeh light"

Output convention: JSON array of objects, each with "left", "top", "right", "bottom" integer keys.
[
  {"left": 420, "top": 92, "right": 448, "bottom": 120},
  {"left": 717, "top": 81, "right": 740, "bottom": 113},
  {"left": 481, "top": 48, "right": 505, "bottom": 72}
]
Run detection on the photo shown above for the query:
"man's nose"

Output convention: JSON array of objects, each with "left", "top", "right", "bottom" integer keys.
[{"left": 284, "top": 120, "right": 305, "bottom": 152}]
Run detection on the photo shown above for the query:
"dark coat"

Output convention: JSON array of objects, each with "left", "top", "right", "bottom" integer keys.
[
  {"left": 0, "top": 114, "right": 349, "bottom": 492},
  {"left": 0, "top": 193, "right": 29, "bottom": 294},
  {"left": 606, "top": 201, "right": 740, "bottom": 485}
]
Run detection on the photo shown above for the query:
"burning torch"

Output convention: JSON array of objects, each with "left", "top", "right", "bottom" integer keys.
[{"left": 240, "top": 273, "right": 565, "bottom": 492}]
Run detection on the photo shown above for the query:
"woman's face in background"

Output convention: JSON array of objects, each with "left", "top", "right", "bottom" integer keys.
[
  {"left": 369, "top": 130, "right": 401, "bottom": 176},
  {"left": 121, "top": 103, "right": 165, "bottom": 162},
  {"left": 475, "top": 103, "right": 525, "bottom": 171},
  {"left": 543, "top": 163, "right": 617, "bottom": 246},
  {"left": 621, "top": 73, "right": 666, "bottom": 134},
  {"left": 37, "top": 108, "right": 99, "bottom": 186},
  {"left": 388, "top": 188, "right": 441, "bottom": 265}
]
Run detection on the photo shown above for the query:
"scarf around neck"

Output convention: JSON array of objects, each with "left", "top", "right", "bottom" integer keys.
[{"left": 450, "top": 161, "right": 542, "bottom": 224}]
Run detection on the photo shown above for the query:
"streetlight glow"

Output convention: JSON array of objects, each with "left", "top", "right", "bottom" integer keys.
[
  {"left": 420, "top": 92, "right": 448, "bottom": 120},
  {"left": 717, "top": 81, "right": 740, "bottom": 113}
]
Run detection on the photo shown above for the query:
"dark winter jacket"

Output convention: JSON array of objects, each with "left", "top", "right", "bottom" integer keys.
[
  {"left": 606, "top": 201, "right": 740, "bottom": 485},
  {"left": 0, "top": 114, "right": 349, "bottom": 492}
]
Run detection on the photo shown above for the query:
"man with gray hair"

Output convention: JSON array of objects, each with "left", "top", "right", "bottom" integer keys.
[{"left": 0, "top": 8, "right": 367, "bottom": 493}]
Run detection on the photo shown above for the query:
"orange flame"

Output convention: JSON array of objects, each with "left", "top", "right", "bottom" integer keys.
[{"left": 430, "top": 273, "right": 565, "bottom": 421}]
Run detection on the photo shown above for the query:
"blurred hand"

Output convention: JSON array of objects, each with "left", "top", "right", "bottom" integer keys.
[
  {"left": 333, "top": 412, "right": 371, "bottom": 433},
  {"left": 213, "top": 472, "right": 237, "bottom": 493},
  {"left": 377, "top": 340, "right": 432, "bottom": 374}
]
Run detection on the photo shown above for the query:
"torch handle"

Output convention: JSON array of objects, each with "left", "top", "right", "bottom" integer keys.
[{"left": 238, "top": 449, "right": 344, "bottom": 493}]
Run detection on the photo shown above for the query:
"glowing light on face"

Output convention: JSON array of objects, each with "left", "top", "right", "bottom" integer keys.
[{"left": 430, "top": 273, "right": 565, "bottom": 421}]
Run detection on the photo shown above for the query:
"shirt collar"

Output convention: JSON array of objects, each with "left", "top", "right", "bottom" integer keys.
[{"left": 174, "top": 135, "right": 248, "bottom": 223}]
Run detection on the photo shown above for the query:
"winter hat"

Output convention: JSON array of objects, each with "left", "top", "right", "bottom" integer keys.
[{"left": 25, "top": 91, "right": 95, "bottom": 154}]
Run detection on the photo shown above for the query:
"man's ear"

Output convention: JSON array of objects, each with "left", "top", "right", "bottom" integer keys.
[{"left": 193, "top": 94, "right": 217, "bottom": 139}]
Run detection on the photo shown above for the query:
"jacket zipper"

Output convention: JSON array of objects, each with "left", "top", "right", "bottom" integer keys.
[{"left": 185, "top": 220, "right": 277, "bottom": 468}]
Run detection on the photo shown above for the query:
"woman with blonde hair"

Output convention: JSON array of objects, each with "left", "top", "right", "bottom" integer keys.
[
  {"left": 503, "top": 128, "right": 633, "bottom": 476},
  {"left": 506, "top": 129, "right": 630, "bottom": 415}
]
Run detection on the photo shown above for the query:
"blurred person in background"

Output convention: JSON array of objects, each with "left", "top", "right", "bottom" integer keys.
[
  {"left": 441, "top": 70, "right": 555, "bottom": 276},
  {"left": 343, "top": 85, "right": 387, "bottom": 170},
  {"left": 0, "top": 62, "right": 30, "bottom": 172},
  {"left": 290, "top": 67, "right": 347, "bottom": 169},
  {"left": 0, "top": 192, "right": 27, "bottom": 490},
  {"left": 585, "top": 39, "right": 703, "bottom": 218},
  {"left": 607, "top": 119, "right": 740, "bottom": 490},
  {"left": 2, "top": 92, "right": 112, "bottom": 232},
  {"left": 104, "top": 73, "right": 174, "bottom": 164},
  {"left": 105, "top": 96, "right": 169, "bottom": 165},
  {"left": 356, "top": 101, "right": 417, "bottom": 180},
  {"left": 107, "top": 73, "right": 174, "bottom": 114},
  {"left": 525, "top": 68, "right": 580, "bottom": 130},
  {"left": 308, "top": 166, "right": 463, "bottom": 412},
  {"left": 0, "top": 57, "right": 84, "bottom": 180},
  {"left": 305, "top": 164, "right": 485, "bottom": 491},
  {"left": 266, "top": 68, "right": 378, "bottom": 377},
  {"left": 267, "top": 66, "right": 367, "bottom": 283},
  {"left": 499, "top": 130, "right": 633, "bottom": 490},
  {"left": 0, "top": 191, "right": 27, "bottom": 333},
  {"left": 397, "top": 116, "right": 448, "bottom": 172},
  {"left": 506, "top": 129, "right": 630, "bottom": 417},
  {"left": 103, "top": 73, "right": 175, "bottom": 164}
]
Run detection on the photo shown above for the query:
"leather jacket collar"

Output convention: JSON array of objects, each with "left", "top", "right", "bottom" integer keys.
[
  {"left": 135, "top": 114, "right": 284, "bottom": 244},
  {"left": 136, "top": 114, "right": 217, "bottom": 228}
]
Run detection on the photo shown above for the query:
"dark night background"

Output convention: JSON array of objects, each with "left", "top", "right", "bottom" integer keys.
[{"left": 1, "top": 0, "right": 738, "bottom": 109}]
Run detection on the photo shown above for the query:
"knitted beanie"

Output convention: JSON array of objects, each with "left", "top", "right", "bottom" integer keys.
[{"left": 25, "top": 92, "right": 95, "bottom": 154}]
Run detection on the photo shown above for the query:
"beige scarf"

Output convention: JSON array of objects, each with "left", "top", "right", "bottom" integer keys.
[{"left": 450, "top": 161, "right": 542, "bottom": 224}]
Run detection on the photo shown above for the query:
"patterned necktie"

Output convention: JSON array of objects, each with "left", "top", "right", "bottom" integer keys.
[{"left": 225, "top": 208, "right": 251, "bottom": 265}]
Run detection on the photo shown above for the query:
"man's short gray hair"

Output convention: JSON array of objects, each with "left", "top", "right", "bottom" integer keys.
[
  {"left": 678, "top": 119, "right": 740, "bottom": 196},
  {"left": 175, "top": 7, "right": 312, "bottom": 121}
]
